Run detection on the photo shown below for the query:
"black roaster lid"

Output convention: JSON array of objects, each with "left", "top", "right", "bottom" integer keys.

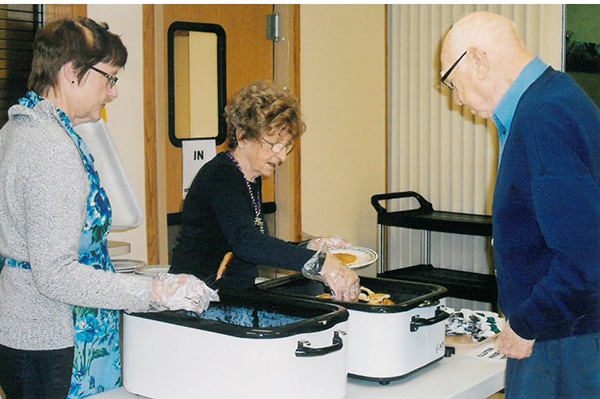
[
  {"left": 125, "top": 287, "right": 349, "bottom": 339},
  {"left": 257, "top": 274, "right": 448, "bottom": 313}
]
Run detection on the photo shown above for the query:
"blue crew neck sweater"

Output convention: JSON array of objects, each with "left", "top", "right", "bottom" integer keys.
[{"left": 493, "top": 67, "right": 600, "bottom": 341}]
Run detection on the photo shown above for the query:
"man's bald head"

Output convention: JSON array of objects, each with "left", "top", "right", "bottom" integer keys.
[
  {"left": 440, "top": 11, "right": 534, "bottom": 119},
  {"left": 444, "top": 11, "right": 526, "bottom": 62}
]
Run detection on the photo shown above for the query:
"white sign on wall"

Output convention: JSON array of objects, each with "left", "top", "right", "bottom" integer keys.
[{"left": 182, "top": 139, "right": 217, "bottom": 199}]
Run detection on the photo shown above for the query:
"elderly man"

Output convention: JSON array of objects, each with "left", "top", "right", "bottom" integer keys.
[{"left": 440, "top": 11, "right": 600, "bottom": 399}]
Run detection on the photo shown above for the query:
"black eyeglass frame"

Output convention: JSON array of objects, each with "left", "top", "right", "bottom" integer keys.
[
  {"left": 440, "top": 51, "right": 467, "bottom": 90},
  {"left": 261, "top": 137, "right": 295, "bottom": 154},
  {"left": 90, "top": 66, "right": 118, "bottom": 87}
]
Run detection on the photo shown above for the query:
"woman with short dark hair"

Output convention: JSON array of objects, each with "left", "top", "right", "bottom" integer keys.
[{"left": 0, "top": 17, "right": 217, "bottom": 398}]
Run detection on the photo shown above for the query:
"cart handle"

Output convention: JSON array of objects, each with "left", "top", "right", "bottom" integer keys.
[
  {"left": 410, "top": 309, "right": 450, "bottom": 332},
  {"left": 295, "top": 330, "right": 346, "bottom": 358},
  {"left": 370, "top": 191, "right": 434, "bottom": 215}
]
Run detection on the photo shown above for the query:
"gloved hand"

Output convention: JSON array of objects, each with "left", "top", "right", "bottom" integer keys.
[
  {"left": 306, "top": 236, "right": 352, "bottom": 250},
  {"left": 303, "top": 245, "right": 360, "bottom": 302},
  {"left": 150, "top": 273, "right": 219, "bottom": 314},
  {"left": 320, "top": 249, "right": 361, "bottom": 302}
]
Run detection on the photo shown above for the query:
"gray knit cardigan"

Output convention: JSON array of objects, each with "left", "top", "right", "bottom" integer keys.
[{"left": 0, "top": 99, "right": 153, "bottom": 350}]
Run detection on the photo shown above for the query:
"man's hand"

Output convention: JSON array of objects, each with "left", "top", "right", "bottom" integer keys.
[{"left": 496, "top": 321, "right": 535, "bottom": 359}]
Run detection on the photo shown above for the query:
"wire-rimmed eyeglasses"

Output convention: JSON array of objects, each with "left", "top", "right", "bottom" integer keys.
[
  {"left": 440, "top": 51, "right": 467, "bottom": 90},
  {"left": 90, "top": 66, "right": 119, "bottom": 87},
  {"left": 261, "top": 137, "right": 295, "bottom": 154}
]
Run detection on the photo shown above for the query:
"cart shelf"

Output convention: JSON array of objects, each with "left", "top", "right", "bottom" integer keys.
[
  {"left": 371, "top": 191, "right": 497, "bottom": 307},
  {"left": 371, "top": 191, "right": 492, "bottom": 236}
]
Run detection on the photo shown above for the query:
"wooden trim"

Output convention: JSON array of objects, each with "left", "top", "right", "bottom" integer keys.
[
  {"left": 384, "top": 5, "right": 389, "bottom": 195},
  {"left": 72, "top": 4, "right": 87, "bottom": 18},
  {"left": 383, "top": 5, "right": 390, "bottom": 254},
  {"left": 45, "top": 4, "right": 87, "bottom": 20},
  {"left": 143, "top": 5, "right": 159, "bottom": 264},
  {"left": 293, "top": 4, "right": 302, "bottom": 241}
]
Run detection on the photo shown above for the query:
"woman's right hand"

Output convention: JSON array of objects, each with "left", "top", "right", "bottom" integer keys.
[
  {"left": 321, "top": 253, "right": 360, "bottom": 302},
  {"left": 150, "top": 273, "right": 219, "bottom": 314}
]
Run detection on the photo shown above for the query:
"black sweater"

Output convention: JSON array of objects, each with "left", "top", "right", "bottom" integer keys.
[{"left": 170, "top": 151, "right": 315, "bottom": 289}]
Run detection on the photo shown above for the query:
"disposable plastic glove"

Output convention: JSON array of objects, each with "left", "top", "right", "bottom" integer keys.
[
  {"left": 306, "top": 236, "right": 352, "bottom": 250},
  {"left": 302, "top": 246, "right": 360, "bottom": 302},
  {"left": 321, "top": 249, "right": 360, "bottom": 302},
  {"left": 150, "top": 273, "right": 219, "bottom": 314}
]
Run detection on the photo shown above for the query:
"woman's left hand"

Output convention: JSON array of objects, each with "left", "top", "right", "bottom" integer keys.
[{"left": 307, "top": 236, "right": 352, "bottom": 250}]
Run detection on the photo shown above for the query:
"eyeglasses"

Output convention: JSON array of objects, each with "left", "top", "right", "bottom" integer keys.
[
  {"left": 261, "top": 137, "right": 295, "bottom": 154},
  {"left": 90, "top": 66, "right": 118, "bottom": 87},
  {"left": 440, "top": 51, "right": 467, "bottom": 90}
]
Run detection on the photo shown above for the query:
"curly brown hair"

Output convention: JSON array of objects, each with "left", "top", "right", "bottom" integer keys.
[
  {"left": 28, "top": 17, "right": 127, "bottom": 95},
  {"left": 224, "top": 80, "right": 306, "bottom": 149}
]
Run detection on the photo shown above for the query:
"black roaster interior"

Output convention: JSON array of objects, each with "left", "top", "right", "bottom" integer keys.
[{"left": 257, "top": 274, "right": 447, "bottom": 313}]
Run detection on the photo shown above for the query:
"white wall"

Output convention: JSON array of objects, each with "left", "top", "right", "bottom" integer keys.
[
  {"left": 88, "top": 5, "right": 149, "bottom": 263},
  {"left": 300, "top": 5, "right": 386, "bottom": 277}
]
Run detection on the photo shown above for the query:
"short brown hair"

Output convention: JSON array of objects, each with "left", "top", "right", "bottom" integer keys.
[
  {"left": 28, "top": 17, "right": 127, "bottom": 95},
  {"left": 224, "top": 80, "right": 306, "bottom": 149}
]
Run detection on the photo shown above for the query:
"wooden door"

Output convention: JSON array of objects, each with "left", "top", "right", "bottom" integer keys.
[
  {"left": 163, "top": 5, "right": 275, "bottom": 213},
  {"left": 144, "top": 5, "right": 275, "bottom": 263}
]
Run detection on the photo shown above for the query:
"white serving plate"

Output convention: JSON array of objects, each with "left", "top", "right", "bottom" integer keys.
[
  {"left": 113, "top": 259, "right": 146, "bottom": 273},
  {"left": 134, "top": 264, "right": 170, "bottom": 276},
  {"left": 329, "top": 246, "right": 378, "bottom": 269}
]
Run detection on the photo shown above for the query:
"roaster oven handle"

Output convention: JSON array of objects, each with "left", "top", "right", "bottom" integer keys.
[
  {"left": 370, "top": 191, "right": 434, "bottom": 215},
  {"left": 410, "top": 309, "right": 450, "bottom": 332},
  {"left": 295, "top": 330, "right": 346, "bottom": 358}
]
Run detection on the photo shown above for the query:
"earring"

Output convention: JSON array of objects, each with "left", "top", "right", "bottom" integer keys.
[{"left": 71, "top": 80, "right": 75, "bottom": 84}]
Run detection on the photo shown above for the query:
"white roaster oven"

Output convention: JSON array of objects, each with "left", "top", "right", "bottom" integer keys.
[
  {"left": 122, "top": 289, "right": 349, "bottom": 399},
  {"left": 258, "top": 274, "right": 449, "bottom": 384}
]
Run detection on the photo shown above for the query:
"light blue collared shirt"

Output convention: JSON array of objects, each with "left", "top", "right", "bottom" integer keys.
[{"left": 493, "top": 57, "right": 549, "bottom": 161}]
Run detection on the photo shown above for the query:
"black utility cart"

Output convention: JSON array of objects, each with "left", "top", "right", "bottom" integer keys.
[{"left": 371, "top": 191, "right": 497, "bottom": 308}]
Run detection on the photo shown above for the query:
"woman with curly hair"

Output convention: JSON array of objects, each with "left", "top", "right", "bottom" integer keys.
[{"left": 170, "top": 80, "right": 360, "bottom": 301}]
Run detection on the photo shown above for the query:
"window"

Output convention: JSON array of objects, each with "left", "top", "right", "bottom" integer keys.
[{"left": 0, "top": 5, "right": 42, "bottom": 126}]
